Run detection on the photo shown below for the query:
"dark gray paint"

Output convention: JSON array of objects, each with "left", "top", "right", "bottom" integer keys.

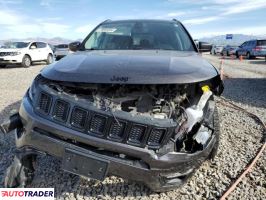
[{"left": 41, "top": 50, "right": 219, "bottom": 84}]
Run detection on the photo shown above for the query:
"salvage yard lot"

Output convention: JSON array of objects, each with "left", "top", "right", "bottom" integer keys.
[{"left": 0, "top": 56, "right": 265, "bottom": 199}]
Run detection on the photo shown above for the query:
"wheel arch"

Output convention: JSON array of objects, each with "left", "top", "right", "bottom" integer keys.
[{"left": 24, "top": 54, "right": 32, "bottom": 61}]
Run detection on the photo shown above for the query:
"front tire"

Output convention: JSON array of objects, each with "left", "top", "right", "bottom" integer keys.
[
  {"left": 0, "top": 64, "right": 6, "bottom": 68},
  {"left": 209, "top": 106, "right": 220, "bottom": 160},
  {"left": 4, "top": 155, "right": 35, "bottom": 188},
  {"left": 247, "top": 52, "right": 251, "bottom": 59},
  {"left": 21, "top": 55, "right": 31, "bottom": 68},
  {"left": 227, "top": 51, "right": 230, "bottom": 56},
  {"left": 46, "top": 54, "right": 53, "bottom": 64}
]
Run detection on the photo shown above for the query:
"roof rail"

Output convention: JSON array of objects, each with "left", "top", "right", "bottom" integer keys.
[{"left": 102, "top": 19, "right": 111, "bottom": 24}]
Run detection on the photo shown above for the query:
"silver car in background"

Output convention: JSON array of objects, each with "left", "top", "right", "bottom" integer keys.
[
  {"left": 54, "top": 44, "right": 69, "bottom": 60},
  {"left": 211, "top": 45, "right": 224, "bottom": 55},
  {"left": 221, "top": 45, "right": 238, "bottom": 56}
]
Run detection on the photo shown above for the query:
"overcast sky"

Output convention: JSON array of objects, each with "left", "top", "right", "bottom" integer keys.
[{"left": 0, "top": 0, "right": 266, "bottom": 40}]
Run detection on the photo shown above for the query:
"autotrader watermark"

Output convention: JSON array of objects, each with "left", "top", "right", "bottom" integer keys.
[{"left": 0, "top": 188, "right": 54, "bottom": 200}]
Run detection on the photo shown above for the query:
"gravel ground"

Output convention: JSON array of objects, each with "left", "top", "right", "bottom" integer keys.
[
  {"left": 0, "top": 57, "right": 265, "bottom": 200},
  {"left": 203, "top": 53, "right": 266, "bottom": 78}
]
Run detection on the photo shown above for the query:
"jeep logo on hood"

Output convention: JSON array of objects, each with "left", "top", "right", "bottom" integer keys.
[{"left": 110, "top": 76, "right": 129, "bottom": 82}]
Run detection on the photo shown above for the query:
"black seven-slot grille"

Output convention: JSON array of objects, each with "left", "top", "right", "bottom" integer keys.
[
  {"left": 36, "top": 91, "right": 175, "bottom": 149},
  {"left": 53, "top": 100, "right": 69, "bottom": 122},
  {"left": 70, "top": 107, "right": 88, "bottom": 129},
  {"left": 37, "top": 92, "right": 52, "bottom": 114},
  {"left": 128, "top": 125, "right": 146, "bottom": 144},
  {"left": 109, "top": 120, "right": 126, "bottom": 140},
  {"left": 89, "top": 114, "right": 107, "bottom": 136}
]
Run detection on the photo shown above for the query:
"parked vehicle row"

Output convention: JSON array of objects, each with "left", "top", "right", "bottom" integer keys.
[{"left": 210, "top": 39, "right": 266, "bottom": 60}]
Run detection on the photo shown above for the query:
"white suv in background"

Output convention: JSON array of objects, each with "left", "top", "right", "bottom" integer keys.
[{"left": 0, "top": 41, "right": 54, "bottom": 68}]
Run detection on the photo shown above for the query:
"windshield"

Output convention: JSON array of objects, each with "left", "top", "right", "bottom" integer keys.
[
  {"left": 4, "top": 42, "right": 29, "bottom": 49},
  {"left": 83, "top": 21, "right": 195, "bottom": 51}
]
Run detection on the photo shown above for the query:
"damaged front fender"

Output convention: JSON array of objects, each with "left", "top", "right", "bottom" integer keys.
[{"left": 0, "top": 113, "right": 22, "bottom": 134}]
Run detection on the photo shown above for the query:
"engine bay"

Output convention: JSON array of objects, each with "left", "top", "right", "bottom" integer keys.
[{"left": 47, "top": 82, "right": 200, "bottom": 120}]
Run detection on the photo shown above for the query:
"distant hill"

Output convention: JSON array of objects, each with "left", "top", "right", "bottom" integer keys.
[
  {"left": 199, "top": 34, "right": 266, "bottom": 46},
  {"left": 0, "top": 37, "right": 79, "bottom": 46}
]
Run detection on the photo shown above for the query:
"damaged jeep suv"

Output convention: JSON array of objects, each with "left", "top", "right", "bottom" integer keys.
[{"left": 1, "top": 19, "right": 223, "bottom": 192}]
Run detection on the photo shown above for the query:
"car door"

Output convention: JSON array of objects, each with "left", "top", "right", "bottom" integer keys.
[
  {"left": 238, "top": 42, "right": 246, "bottom": 56},
  {"left": 249, "top": 40, "right": 256, "bottom": 54},
  {"left": 211, "top": 45, "right": 215, "bottom": 54},
  {"left": 224, "top": 45, "right": 229, "bottom": 55},
  {"left": 256, "top": 40, "right": 266, "bottom": 55},
  {"left": 242, "top": 41, "right": 249, "bottom": 55},
  {"left": 36, "top": 42, "right": 48, "bottom": 60},
  {"left": 244, "top": 41, "right": 252, "bottom": 55},
  {"left": 28, "top": 42, "right": 39, "bottom": 61}
]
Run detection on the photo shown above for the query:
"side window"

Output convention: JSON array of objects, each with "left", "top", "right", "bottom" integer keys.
[
  {"left": 36, "top": 42, "right": 47, "bottom": 48},
  {"left": 30, "top": 42, "right": 37, "bottom": 49},
  {"left": 241, "top": 42, "right": 247, "bottom": 47},
  {"left": 247, "top": 41, "right": 254, "bottom": 47}
]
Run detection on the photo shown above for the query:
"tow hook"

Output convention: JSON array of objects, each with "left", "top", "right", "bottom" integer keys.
[{"left": 0, "top": 113, "right": 22, "bottom": 134}]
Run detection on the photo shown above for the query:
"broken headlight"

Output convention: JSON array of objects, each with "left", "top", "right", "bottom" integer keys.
[{"left": 28, "top": 77, "right": 39, "bottom": 102}]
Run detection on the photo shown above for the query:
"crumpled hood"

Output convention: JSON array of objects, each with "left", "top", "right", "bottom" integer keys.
[{"left": 41, "top": 50, "right": 219, "bottom": 84}]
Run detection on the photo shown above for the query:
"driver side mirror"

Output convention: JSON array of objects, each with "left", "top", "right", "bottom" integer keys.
[
  {"left": 198, "top": 42, "right": 212, "bottom": 53},
  {"left": 69, "top": 41, "right": 81, "bottom": 52},
  {"left": 30, "top": 45, "right": 37, "bottom": 49}
]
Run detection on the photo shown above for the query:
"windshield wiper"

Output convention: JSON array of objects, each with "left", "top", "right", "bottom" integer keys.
[
  {"left": 86, "top": 48, "right": 98, "bottom": 50},
  {"left": 152, "top": 48, "right": 176, "bottom": 51},
  {"left": 131, "top": 47, "right": 175, "bottom": 51}
]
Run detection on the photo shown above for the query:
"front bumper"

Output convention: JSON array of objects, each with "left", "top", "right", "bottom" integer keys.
[
  {"left": 229, "top": 50, "right": 236, "bottom": 55},
  {"left": 0, "top": 55, "right": 22, "bottom": 64},
  {"left": 13, "top": 96, "right": 216, "bottom": 191},
  {"left": 55, "top": 55, "right": 66, "bottom": 59},
  {"left": 54, "top": 51, "right": 68, "bottom": 59},
  {"left": 252, "top": 50, "right": 266, "bottom": 57}
]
